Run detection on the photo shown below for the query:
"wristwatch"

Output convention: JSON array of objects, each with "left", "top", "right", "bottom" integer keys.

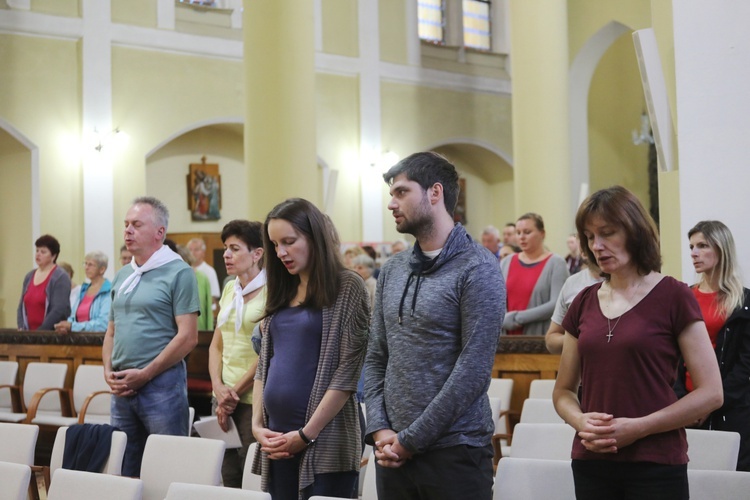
[{"left": 298, "top": 428, "right": 316, "bottom": 446}]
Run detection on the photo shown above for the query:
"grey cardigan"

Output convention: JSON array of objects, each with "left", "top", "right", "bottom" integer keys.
[
  {"left": 17, "top": 266, "right": 72, "bottom": 330},
  {"left": 500, "top": 253, "right": 568, "bottom": 336}
]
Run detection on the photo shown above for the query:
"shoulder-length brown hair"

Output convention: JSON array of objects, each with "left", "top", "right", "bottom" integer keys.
[
  {"left": 262, "top": 198, "right": 344, "bottom": 316},
  {"left": 575, "top": 186, "right": 661, "bottom": 279}
]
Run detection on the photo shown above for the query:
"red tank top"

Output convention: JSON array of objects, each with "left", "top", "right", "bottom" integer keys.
[
  {"left": 76, "top": 293, "right": 95, "bottom": 322},
  {"left": 23, "top": 267, "right": 55, "bottom": 330},
  {"left": 506, "top": 254, "right": 551, "bottom": 335},
  {"left": 685, "top": 287, "right": 725, "bottom": 392}
]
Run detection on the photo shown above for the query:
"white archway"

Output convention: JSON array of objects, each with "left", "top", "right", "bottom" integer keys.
[
  {"left": 0, "top": 118, "right": 39, "bottom": 246},
  {"left": 569, "top": 21, "right": 632, "bottom": 215}
]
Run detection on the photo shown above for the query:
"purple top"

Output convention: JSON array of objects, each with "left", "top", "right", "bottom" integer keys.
[
  {"left": 264, "top": 306, "right": 323, "bottom": 432},
  {"left": 562, "top": 276, "right": 702, "bottom": 465}
]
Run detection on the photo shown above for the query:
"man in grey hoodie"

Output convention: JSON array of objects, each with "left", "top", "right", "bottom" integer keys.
[{"left": 364, "top": 152, "right": 506, "bottom": 499}]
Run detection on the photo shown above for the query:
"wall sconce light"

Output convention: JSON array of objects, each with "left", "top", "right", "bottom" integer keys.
[
  {"left": 632, "top": 111, "right": 655, "bottom": 146},
  {"left": 93, "top": 128, "right": 127, "bottom": 153},
  {"left": 364, "top": 150, "right": 400, "bottom": 172}
]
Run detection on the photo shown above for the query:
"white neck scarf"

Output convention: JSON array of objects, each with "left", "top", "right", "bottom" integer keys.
[
  {"left": 217, "top": 269, "right": 266, "bottom": 333},
  {"left": 118, "top": 245, "right": 182, "bottom": 296}
]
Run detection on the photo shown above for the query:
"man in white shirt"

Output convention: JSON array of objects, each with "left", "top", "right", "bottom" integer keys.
[{"left": 187, "top": 237, "right": 221, "bottom": 301}]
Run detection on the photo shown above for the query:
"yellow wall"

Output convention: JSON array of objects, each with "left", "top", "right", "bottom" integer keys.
[
  {"left": 111, "top": 0, "right": 157, "bottom": 28},
  {"left": 380, "top": 0, "right": 409, "bottom": 64},
  {"left": 0, "top": 132, "right": 32, "bottom": 327},
  {"left": 111, "top": 46, "right": 244, "bottom": 230},
  {"left": 587, "top": 33, "right": 650, "bottom": 204},
  {"left": 315, "top": 73, "right": 361, "bottom": 243},
  {"left": 321, "top": 0, "right": 359, "bottom": 57},
  {"left": 0, "top": 35, "right": 83, "bottom": 303},
  {"left": 380, "top": 82, "right": 514, "bottom": 242},
  {"left": 568, "top": 0, "right": 652, "bottom": 63},
  {"left": 30, "top": 0, "right": 79, "bottom": 17}
]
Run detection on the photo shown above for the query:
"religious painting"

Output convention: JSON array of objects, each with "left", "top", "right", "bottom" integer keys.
[
  {"left": 187, "top": 156, "right": 222, "bottom": 221},
  {"left": 454, "top": 177, "right": 467, "bottom": 225}
]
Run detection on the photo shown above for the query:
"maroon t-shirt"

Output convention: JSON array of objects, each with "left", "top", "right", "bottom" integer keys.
[{"left": 562, "top": 276, "right": 703, "bottom": 464}]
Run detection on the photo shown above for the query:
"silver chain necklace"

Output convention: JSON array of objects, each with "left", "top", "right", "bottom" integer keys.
[{"left": 605, "top": 279, "right": 642, "bottom": 343}]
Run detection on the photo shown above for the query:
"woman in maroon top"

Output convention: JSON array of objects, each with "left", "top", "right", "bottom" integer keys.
[
  {"left": 17, "top": 234, "right": 71, "bottom": 330},
  {"left": 553, "top": 187, "right": 723, "bottom": 500}
]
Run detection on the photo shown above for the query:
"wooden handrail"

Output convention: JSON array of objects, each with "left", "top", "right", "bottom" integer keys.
[
  {"left": 0, "top": 383, "right": 23, "bottom": 412},
  {"left": 77, "top": 390, "right": 112, "bottom": 424},
  {"left": 23, "top": 387, "right": 74, "bottom": 424}
]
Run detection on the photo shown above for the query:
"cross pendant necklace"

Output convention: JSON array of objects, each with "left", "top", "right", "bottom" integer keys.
[
  {"left": 606, "top": 316, "right": 623, "bottom": 343},
  {"left": 604, "top": 279, "right": 642, "bottom": 343}
]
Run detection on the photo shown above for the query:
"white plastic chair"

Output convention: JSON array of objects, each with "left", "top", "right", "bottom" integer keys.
[
  {"left": 140, "top": 434, "right": 225, "bottom": 500},
  {"left": 0, "top": 461, "right": 31, "bottom": 500},
  {"left": 48, "top": 425, "right": 128, "bottom": 478},
  {"left": 47, "top": 468, "right": 142, "bottom": 500},
  {"left": 242, "top": 441, "right": 262, "bottom": 491},
  {"left": 359, "top": 444, "right": 373, "bottom": 498},
  {"left": 528, "top": 379, "right": 556, "bottom": 399},
  {"left": 686, "top": 428, "right": 741, "bottom": 471},
  {"left": 28, "top": 364, "right": 111, "bottom": 426},
  {"left": 488, "top": 378, "right": 514, "bottom": 461},
  {"left": 0, "top": 360, "right": 20, "bottom": 412},
  {"left": 688, "top": 468, "right": 750, "bottom": 499},
  {"left": 0, "top": 362, "right": 68, "bottom": 422},
  {"left": 508, "top": 423, "right": 575, "bottom": 460},
  {"left": 519, "top": 398, "right": 565, "bottom": 424},
  {"left": 0, "top": 422, "right": 39, "bottom": 465},
  {"left": 493, "top": 457, "right": 574, "bottom": 500},
  {"left": 167, "top": 482, "right": 271, "bottom": 499},
  {"left": 361, "top": 452, "right": 378, "bottom": 500}
]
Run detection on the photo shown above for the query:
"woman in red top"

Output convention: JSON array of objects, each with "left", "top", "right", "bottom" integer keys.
[
  {"left": 553, "top": 187, "right": 723, "bottom": 499},
  {"left": 500, "top": 213, "right": 568, "bottom": 336},
  {"left": 674, "top": 220, "right": 750, "bottom": 471},
  {"left": 17, "top": 234, "right": 71, "bottom": 331}
]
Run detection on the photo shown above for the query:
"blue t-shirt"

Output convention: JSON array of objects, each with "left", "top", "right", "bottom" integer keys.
[
  {"left": 109, "top": 260, "right": 200, "bottom": 370},
  {"left": 264, "top": 306, "right": 322, "bottom": 432}
]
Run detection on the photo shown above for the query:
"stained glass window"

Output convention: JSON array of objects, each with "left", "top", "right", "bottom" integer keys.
[
  {"left": 418, "top": 0, "right": 444, "bottom": 44},
  {"left": 463, "top": 0, "right": 491, "bottom": 50}
]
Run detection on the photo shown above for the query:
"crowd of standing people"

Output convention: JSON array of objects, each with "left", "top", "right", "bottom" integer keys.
[{"left": 12, "top": 151, "right": 750, "bottom": 499}]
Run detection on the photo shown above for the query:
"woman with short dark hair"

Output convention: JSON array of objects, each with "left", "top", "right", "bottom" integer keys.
[
  {"left": 553, "top": 186, "right": 723, "bottom": 499},
  {"left": 208, "top": 219, "right": 266, "bottom": 487},
  {"left": 251, "top": 198, "right": 369, "bottom": 499},
  {"left": 18, "top": 234, "right": 71, "bottom": 330}
]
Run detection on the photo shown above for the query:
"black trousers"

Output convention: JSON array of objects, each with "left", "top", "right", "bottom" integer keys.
[
  {"left": 572, "top": 459, "right": 688, "bottom": 500},
  {"left": 375, "top": 444, "right": 494, "bottom": 500}
]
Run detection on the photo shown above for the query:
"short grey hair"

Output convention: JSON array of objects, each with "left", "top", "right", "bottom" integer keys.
[
  {"left": 85, "top": 250, "right": 108, "bottom": 270},
  {"left": 482, "top": 225, "right": 500, "bottom": 238},
  {"left": 352, "top": 254, "right": 375, "bottom": 271},
  {"left": 187, "top": 238, "right": 206, "bottom": 250},
  {"left": 132, "top": 196, "right": 169, "bottom": 235}
]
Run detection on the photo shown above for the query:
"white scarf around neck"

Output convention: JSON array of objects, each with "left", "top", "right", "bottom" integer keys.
[
  {"left": 217, "top": 269, "right": 266, "bottom": 333},
  {"left": 118, "top": 245, "right": 182, "bottom": 296}
]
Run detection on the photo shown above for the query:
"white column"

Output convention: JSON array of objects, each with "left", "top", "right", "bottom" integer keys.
[
  {"left": 82, "top": 0, "right": 115, "bottom": 279},
  {"left": 673, "top": 1, "right": 750, "bottom": 280},
  {"left": 359, "top": 0, "right": 384, "bottom": 243}
]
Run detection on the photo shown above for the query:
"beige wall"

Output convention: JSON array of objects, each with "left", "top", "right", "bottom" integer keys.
[
  {"left": 0, "top": 132, "right": 32, "bottom": 327},
  {"left": 380, "top": 82, "right": 514, "bottom": 243},
  {"left": 587, "top": 32, "right": 650, "bottom": 204},
  {"left": 111, "top": 46, "right": 244, "bottom": 237},
  {"left": 321, "top": 0, "right": 359, "bottom": 57}
]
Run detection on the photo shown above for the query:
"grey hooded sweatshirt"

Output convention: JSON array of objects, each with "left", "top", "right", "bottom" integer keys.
[{"left": 364, "top": 224, "right": 506, "bottom": 454}]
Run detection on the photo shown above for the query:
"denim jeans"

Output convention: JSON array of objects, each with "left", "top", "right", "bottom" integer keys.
[{"left": 111, "top": 361, "right": 189, "bottom": 477}]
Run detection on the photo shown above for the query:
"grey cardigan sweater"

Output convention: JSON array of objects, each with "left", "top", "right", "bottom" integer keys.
[
  {"left": 17, "top": 266, "right": 72, "bottom": 330},
  {"left": 364, "top": 224, "right": 506, "bottom": 454},
  {"left": 500, "top": 253, "right": 569, "bottom": 336}
]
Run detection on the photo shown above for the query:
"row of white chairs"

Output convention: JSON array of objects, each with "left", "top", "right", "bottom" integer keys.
[
  {"left": 494, "top": 457, "right": 750, "bottom": 500},
  {"left": 0, "top": 361, "right": 111, "bottom": 425}
]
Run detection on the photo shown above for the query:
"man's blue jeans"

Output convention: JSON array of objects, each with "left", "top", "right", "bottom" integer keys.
[{"left": 111, "top": 361, "right": 189, "bottom": 477}]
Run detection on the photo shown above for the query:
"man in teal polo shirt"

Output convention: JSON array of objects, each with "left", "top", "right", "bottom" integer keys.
[{"left": 103, "top": 196, "right": 200, "bottom": 477}]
